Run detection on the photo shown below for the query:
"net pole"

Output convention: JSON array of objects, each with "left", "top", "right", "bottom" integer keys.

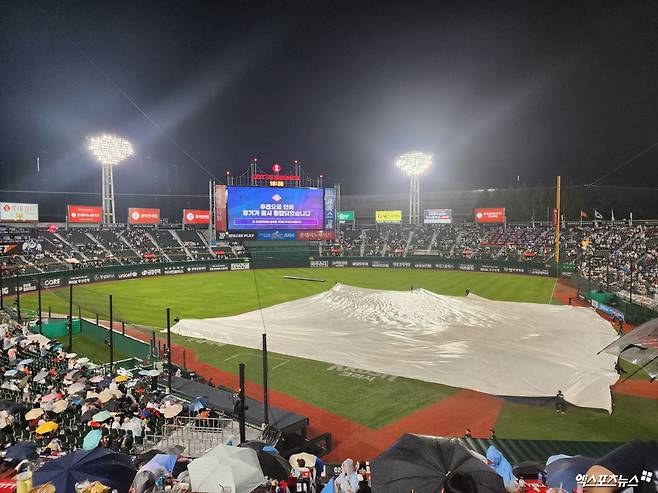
[
  {"left": 239, "top": 363, "right": 246, "bottom": 444},
  {"left": 67, "top": 284, "right": 72, "bottom": 351},
  {"left": 554, "top": 175, "right": 561, "bottom": 274},
  {"left": 38, "top": 276, "right": 42, "bottom": 334},
  {"left": 15, "top": 276, "right": 21, "bottom": 321},
  {"left": 262, "top": 333, "right": 269, "bottom": 426},
  {"left": 109, "top": 294, "right": 114, "bottom": 374},
  {"left": 166, "top": 307, "right": 172, "bottom": 393}
]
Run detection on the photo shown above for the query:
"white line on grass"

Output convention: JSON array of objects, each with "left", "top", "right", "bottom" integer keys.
[
  {"left": 223, "top": 353, "right": 243, "bottom": 362},
  {"left": 271, "top": 360, "right": 290, "bottom": 370},
  {"left": 548, "top": 278, "right": 558, "bottom": 305}
]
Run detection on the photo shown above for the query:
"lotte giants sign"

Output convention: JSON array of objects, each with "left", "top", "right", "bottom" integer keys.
[
  {"left": 128, "top": 208, "right": 160, "bottom": 224},
  {"left": 183, "top": 209, "right": 210, "bottom": 225},
  {"left": 67, "top": 205, "right": 102, "bottom": 223},
  {"left": 474, "top": 208, "right": 506, "bottom": 223}
]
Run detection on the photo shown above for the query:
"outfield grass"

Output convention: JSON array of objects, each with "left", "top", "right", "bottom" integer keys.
[
  {"left": 15, "top": 268, "right": 658, "bottom": 441},
  {"left": 18, "top": 268, "right": 556, "bottom": 328}
]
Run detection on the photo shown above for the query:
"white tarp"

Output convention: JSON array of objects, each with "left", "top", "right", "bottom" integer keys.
[{"left": 172, "top": 284, "right": 620, "bottom": 411}]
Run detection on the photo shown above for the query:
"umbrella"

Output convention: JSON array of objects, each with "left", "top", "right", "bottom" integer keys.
[
  {"left": 77, "top": 357, "right": 90, "bottom": 365},
  {"left": 99, "top": 389, "right": 116, "bottom": 403},
  {"left": 83, "top": 429, "right": 102, "bottom": 450},
  {"left": 25, "top": 408, "right": 44, "bottom": 420},
  {"left": 188, "top": 444, "right": 265, "bottom": 493},
  {"left": 68, "top": 395, "right": 84, "bottom": 406},
  {"left": 81, "top": 409, "right": 98, "bottom": 422},
  {"left": 161, "top": 394, "right": 179, "bottom": 405},
  {"left": 289, "top": 452, "right": 317, "bottom": 469},
  {"left": 33, "top": 369, "right": 49, "bottom": 382},
  {"left": 65, "top": 370, "right": 83, "bottom": 381},
  {"left": 52, "top": 400, "right": 69, "bottom": 414},
  {"left": 140, "top": 454, "right": 177, "bottom": 474},
  {"left": 546, "top": 456, "right": 597, "bottom": 492},
  {"left": 33, "top": 447, "right": 137, "bottom": 493},
  {"left": 101, "top": 401, "right": 121, "bottom": 412},
  {"left": 65, "top": 352, "right": 77, "bottom": 359},
  {"left": 18, "top": 359, "right": 33, "bottom": 366},
  {"left": 90, "top": 376, "right": 105, "bottom": 384},
  {"left": 92, "top": 410, "right": 112, "bottom": 422},
  {"left": 256, "top": 450, "right": 291, "bottom": 481},
  {"left": 189, "top": 397, "right": 210, "bottom": 412},
  {"left": 371, "top": 434, "right": 506, "bottom": 493},
  {"left": 41, "top": 392, "right": 62, "bottom": 403},
  {"left": 4, "top": 369, "right": 18, "bottom": 377},
  {"left": 115, "top": 374, "right": 129, "bottom": 383},
  {"left": 36, "top": 421, "right": 59, "bottom": 435},
  {"left": 0, "top": 400, "right": 25, "bottom": 414},
  {"left": 147, "top": 369, "right": 161, "bottom": 377},
  {"left": 1, "top": 382, "right": 19, "bottom": 391},
  {"left": 67, "top": 382, "right": 86, "bottom": 395},
  {"left": 138, "top": 370, "right": 150, "bottom": 376},
  {"left": 5, "top": 441, "right": 39, "bottom": 462},
  {"left": 163, "top": 403, "right": 183, "bottom": 419},
  {"left": 134, "top": 449, "right": 165, "bottom": 468}
]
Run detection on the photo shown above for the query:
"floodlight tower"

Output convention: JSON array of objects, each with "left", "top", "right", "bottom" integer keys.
[
  {"left": 88, "top": 134, "right": 134, "bottom": 224},
  {"left": 396, "top": 151, "right": 432, "bottom": 224}
]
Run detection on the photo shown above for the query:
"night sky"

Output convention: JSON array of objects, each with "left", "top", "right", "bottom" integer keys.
[{"left": 1, "top": 0, "right": 656, "bottom": 200}]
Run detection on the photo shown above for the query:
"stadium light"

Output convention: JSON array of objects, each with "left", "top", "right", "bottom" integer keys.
[
  {"left": 396, "top": 151, "right": 432, "bottom": 176},
  {"left": 88, "top": 134, "right": 134, "bottom": 224},
  {"left": 88, "top": 134, "right": 134, "bottom": 165},
  {"left": 396, "top": 151, "right": 432, "bottom": 224}
]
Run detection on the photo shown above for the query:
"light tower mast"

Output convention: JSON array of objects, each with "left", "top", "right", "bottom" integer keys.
[{"left": 88, "top": 134, "right": 134, "bottom": 224}]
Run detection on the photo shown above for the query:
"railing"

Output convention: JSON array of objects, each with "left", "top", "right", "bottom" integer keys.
[{"left": 142, "top": 416, "right": 235, "bottom": 457}]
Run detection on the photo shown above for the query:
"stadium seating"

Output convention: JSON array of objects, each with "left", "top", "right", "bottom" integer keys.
[{"left": 2, "top": 223, "right": 658, "bottom": 298}]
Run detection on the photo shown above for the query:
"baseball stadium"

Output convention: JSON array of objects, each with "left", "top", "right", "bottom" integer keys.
[{"left": 1, "top": 3, "right": 657, "bottom": 492}]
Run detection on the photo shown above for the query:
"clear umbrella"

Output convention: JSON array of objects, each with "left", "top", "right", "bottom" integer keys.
[{"left": 188, "top": 444, "right": 265, "bottom": 493}]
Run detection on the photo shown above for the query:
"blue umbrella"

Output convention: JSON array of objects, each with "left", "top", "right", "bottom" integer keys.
[
  {"left": 138, "top": 370, "right": 150, "bottom": 376},
  {"left": 5, "top": 441, "right": 39, "bottom": 462},
  {"left": 3, "top": 369, "right": 18, "bottom": 377},
  {"left": 141, "top": 454, "right": 177, "bottom": 474},
  {"left": 83, "top": 429, "right": 102, "bottom": 450},
  {"left": 33, "top": 448, "right": 137, "bottom": 493},
  {"left": 546, "top": 456, "right": 596, "bottom": 492},
  {"left": 18, "top": 359, "right": 33, "bottom": 366},
  {"left": 189, "top": 396, "right": 210, "bottom": 412}
]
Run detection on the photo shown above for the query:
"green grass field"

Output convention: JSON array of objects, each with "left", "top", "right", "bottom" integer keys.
[{"left": 15, "top": 268, "right": 658, "bottom": 441}]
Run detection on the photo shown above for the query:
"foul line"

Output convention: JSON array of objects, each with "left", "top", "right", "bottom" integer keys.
[
  {"left": 271, "top": 360, "right": 290, "bottom": 370},
  {"left": 548, "top": 278, "right": 558, "bottom": 305}
]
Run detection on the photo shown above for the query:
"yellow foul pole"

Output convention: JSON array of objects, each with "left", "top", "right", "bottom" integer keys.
[{"left": 555, "top": 175, "right": 561, "bottom": 267}]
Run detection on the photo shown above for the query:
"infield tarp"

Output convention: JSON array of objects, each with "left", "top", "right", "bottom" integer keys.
[{"left": 172, "top": 284, "right": 620, "bottom": 411}]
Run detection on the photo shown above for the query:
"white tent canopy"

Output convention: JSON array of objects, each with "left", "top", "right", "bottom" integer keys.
[{"left": 172, "top": 284, "right": 620, "bottom": 411}]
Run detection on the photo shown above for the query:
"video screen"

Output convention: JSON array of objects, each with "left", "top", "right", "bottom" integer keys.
[{"left": 227, "top": 186, "right": 324, "bottom": 230}]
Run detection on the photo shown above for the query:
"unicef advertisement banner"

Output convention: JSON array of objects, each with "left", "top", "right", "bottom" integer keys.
[
  {"left": 324, "top": 188, "right": 336, "bottom": 230},
  {"left": 257, "top": 231, "right": 297, "bottom": 241},
  {"left": 424, "top": 209, "right": 452, "bottom": 224}
]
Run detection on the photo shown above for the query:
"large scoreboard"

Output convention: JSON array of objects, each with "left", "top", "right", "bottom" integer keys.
[{"left": 226, "top": 186, "right": 325, "bottom": 230}]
